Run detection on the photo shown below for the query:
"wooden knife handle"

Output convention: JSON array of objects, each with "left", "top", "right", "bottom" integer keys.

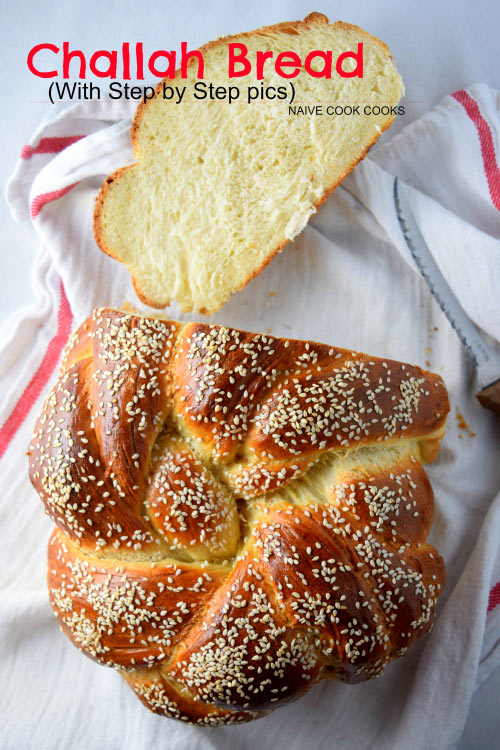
[{"left": 477, "top": 379, "right": 500, "bottom": 416}]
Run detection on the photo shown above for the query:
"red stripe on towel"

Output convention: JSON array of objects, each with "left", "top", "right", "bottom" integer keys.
[
  {"left": 488, "top": 582, "right": 500, "bottom": 613},
  {"left": 21, "top": 135, "right": 84, "bottom": 160},
  {"left": 452, "top": 90, "right": 500, "bottom": 211},
  {"left": 0, "top": 281, "right": 72, "bottom": 459},
  {"left": 454, "top": 91, "right": 500, "bottom": 615},
  {"left": 30, "top": 183, "right": 78, "bottom": 219}
]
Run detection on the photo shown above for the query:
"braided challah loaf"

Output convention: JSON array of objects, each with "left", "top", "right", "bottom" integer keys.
[{"left": 29, "top": 309, "right": 448, "bottom": 725}]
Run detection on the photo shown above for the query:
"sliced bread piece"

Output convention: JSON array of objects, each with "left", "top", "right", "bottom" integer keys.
[{"left": 94, "top": 13, "right": 404, "bottom": 313}]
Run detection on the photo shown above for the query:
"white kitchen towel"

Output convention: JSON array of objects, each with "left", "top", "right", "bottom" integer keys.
[{"left": 1, "top": 82, "right": 499, "bottom": 750}]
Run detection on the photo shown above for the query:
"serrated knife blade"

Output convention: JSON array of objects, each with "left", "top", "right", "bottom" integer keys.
[{"left": 393, "top": 177, "right": 500, "bottom": 415}]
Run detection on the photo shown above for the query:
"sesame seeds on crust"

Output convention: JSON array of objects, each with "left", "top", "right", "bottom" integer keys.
[
  {"left": 48, "top": 530, "right": 227, "bottom": 671},
  {"left": 145, "top": 433, "right": 240, "bottom": 559},
  {"left": 29, "top": 309, "right": 449, "bottom": 723}
]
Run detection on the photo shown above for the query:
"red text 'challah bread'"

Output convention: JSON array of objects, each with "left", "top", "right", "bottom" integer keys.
[{"left": 29, "top": 309, "right": 449, "bottom": 725}]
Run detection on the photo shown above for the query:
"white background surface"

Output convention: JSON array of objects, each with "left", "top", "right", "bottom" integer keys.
[{"left": 1, "top": 1, "right": 500, "bottom": 747}]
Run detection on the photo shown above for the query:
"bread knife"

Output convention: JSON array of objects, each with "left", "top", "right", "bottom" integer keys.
[{"left": 394, "top": 177, "right": 500, "bottom": 415}]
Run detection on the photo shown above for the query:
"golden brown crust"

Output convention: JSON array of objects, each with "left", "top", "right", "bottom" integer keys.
[
  {"left": 121, "top": 668, "right": 258, "bottom": 725},
  {"left": 169, "top": 554, "right": 321, "bottom": 710},
  {"left": 30, "top": 309, "right": 448, "bottom": 723},
  {"left": 145, "top": 432, "right": 240, "bottom": 558},
  {"left": 93, "top": 13, "right": 401, "bottom": 314},
  {"left": 48, "top": 530, "right": 228, "bottom": 670},
  {"left": 171, "top": 321, "right": 448, "bottom": 463},
  {"left": 329, "top": 454, "right": 435, "bottom": 547}
]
